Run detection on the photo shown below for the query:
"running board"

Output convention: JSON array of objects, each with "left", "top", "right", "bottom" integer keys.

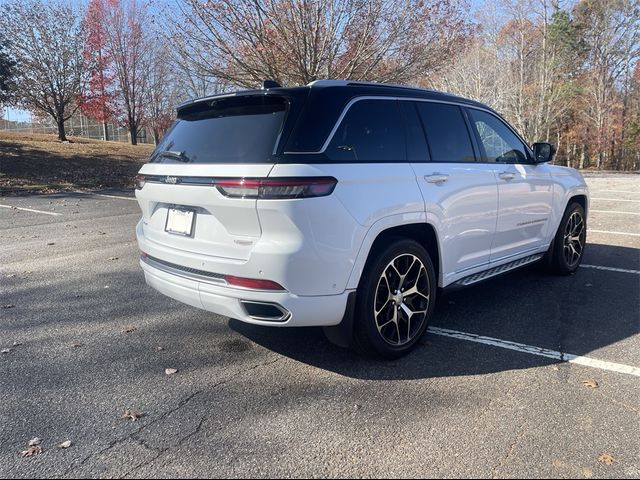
[{"left": 453, "top": 254, "right": 544, "bottom": 287}]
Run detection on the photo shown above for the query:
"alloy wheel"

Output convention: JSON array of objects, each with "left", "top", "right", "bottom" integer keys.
[
  {"left": 374, "top": 253, "right": 430, "bottom": 346},
  {"left": 563, "top": 211, "right": 585, "bottom": 268}
]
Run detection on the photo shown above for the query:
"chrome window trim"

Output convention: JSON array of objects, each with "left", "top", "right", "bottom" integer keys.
[{"left": 283, "top": 96, "right": 533, "bottom": 160}]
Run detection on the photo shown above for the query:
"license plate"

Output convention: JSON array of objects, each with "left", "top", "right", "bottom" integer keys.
[{"left": 165, "top": 208, "right": 195, "bottom": 237}]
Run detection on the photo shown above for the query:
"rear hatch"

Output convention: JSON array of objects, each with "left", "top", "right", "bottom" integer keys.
[{"left": 136, "top": 94, "right": 288, "bottom": 261}]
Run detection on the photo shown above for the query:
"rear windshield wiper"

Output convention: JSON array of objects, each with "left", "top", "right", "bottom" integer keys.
[{"left": 153, "top": 150, "right": 191, "bottom": 163}]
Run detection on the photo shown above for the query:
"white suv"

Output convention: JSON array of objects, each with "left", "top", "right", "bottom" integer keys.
[{"left": 135, "top": 80, "right": 589, "bottom": 358}]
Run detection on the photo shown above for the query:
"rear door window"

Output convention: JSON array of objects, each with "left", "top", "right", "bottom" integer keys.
[
  {"left": 150, "top": 96, "right": 287, "bottom": 164},
  {"left": 416, "top": 102, "right": 476, "bottom": 163},
  {"left": 326, "top": 99, "right": 406, "bottom": 162}
]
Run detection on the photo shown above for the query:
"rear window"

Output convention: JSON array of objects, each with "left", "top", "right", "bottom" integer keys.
[{"left": 150, "top": 96, "right": 287, "bottom": 164}]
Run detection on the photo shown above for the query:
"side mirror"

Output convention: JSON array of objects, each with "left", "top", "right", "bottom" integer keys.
[{"left": 532, "top": 142, "right": 556, "bottom": 163}]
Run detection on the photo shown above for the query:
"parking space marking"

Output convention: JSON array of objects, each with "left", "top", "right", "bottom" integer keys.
[
  {"left": 427, "top": 327, "right": 640, "bottom": 377},
  {"left": 582, "top": 264, "right": 640, "bottom": 275},
  {"left": 589, "top": 229, "right": 640, "bottom": 237},
  {"left": 74, "top": 191, "right": 137, "bottom": 201},
  {"left": 0, "top": 204, "right": 62, "bottom": 216},
  {"left": 591, "top": 190, "right": 639, "bottom": 195},
  {"left": 591, "top": 198, "right": 640, "bottom": 203},
  {"left": 591, "top": 209, "right": 640, "bottom": 216}
]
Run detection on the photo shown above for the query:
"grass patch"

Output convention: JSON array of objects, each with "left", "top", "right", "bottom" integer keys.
[{"left": 0, "top": 132, "right": 154, "bottom": 196}]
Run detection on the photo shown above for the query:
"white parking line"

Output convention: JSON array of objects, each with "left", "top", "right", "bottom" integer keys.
[
  {"left": 591, "top": 198, "right": 640, "bottom": 203},
  {"left": 590, "top": 209, "right": 640, "bottom": 216},
  {"left": 427, "top": 327, "right": 640, "bottom": 377},
  {"left": 591, "top": 190, "right": 639, "bottom": 195},
  {"left": 0, "top": 204, "right": 61, "bottom": 216},
  {"left": 74, "top": 191, "right": 136, "bottom": 201},
  {"left": 590, "top": 229, "right": 640, "bottom": 237},
  {"left": 582, "top": 264, "right": 640, "bottom": 275}
]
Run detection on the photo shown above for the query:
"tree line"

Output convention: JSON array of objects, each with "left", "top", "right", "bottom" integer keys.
[{"left": 0, "top": 0, "right": 638, "bottom": 170}]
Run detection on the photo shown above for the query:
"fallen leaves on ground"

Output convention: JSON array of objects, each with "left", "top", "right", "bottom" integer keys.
[
  {"left": 598, "top": 453, "right": 615, "bottom": 465},
  {"left": 123, "top": 326, "right": 137, "bottom": 334},
  {"left": 122, "top": 410, "right": 143, "bottom": 422},
  {"left": 582, "top": 379, "right": 599, "bottom": 389},
  {"left": 165, "top": 368, "right": 178, "bottom": 376},
  {"left": 0, "top": 132, "right": 153, "bottom": 195},
  {"left": 58, "top": 440, "right": 72, "bottom": 449},
  {"left": 21, "top": 446, "right": 42, "bottom": 457}
]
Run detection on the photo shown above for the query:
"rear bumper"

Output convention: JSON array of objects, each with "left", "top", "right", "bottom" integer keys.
[{"left": 140, "top": 257, "right": 352, "bottom": 327}]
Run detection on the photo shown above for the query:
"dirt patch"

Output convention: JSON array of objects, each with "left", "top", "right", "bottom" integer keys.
[{"left": 0, "top": 132, "right": 154, "bottom": 195}]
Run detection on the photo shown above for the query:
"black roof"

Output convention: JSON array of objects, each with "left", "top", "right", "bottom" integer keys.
[
  {"left": 177, "top": 80, "right": 498, "bottom": 153},
  {"left": 178, "top": 80, "right": 491, "bottom": 112}
]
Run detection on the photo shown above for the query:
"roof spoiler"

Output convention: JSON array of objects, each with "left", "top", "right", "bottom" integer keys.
[{"left": 262, "top": 80, "right": 281, "bottom": 89}]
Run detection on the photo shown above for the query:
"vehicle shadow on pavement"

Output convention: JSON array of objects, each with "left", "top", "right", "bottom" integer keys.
[{"left": 231, "top": 242, "right": 640, "bottom": 380}]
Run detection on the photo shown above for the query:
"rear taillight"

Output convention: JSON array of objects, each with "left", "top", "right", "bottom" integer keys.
[
  {"left": 134, "top": 174, "right": 146, "bottom": 190},
  {"left": 215, "top": 177, "right": 337, "bottom": 199},
  {"left": 224, "top": 275, "right": 286, "bottom": 291}
]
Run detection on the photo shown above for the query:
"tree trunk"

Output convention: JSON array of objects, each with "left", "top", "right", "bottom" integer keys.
[
  {"left": 153, "top": 128, "right": 160, "bottom": 146},
  {"left": 129, "top": 124, "right": 138, "bottom": 145},
  {"left": 56, "top": 117, "right": 67, "bottom": 141},
  {"left": 103, "top": 121, "right": 109, "bottom": 141}
]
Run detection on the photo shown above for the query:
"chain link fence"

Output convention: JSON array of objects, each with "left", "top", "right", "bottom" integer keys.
[{"left": 0, "top": 111, "right": 155, "bottom": 145}]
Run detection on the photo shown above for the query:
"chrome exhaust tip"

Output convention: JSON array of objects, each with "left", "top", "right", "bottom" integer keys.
[{"left": 240, "top": 300, "right": 290, "bottom": 322}]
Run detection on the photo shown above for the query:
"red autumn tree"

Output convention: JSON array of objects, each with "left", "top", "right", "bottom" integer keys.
[{"left": 81, "top": 0, "right": 117, "bottom": 141}]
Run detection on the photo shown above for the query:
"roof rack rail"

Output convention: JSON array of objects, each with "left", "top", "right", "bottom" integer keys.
[{"left": 307, "top": 79, "right": 446, "bottom": 95}]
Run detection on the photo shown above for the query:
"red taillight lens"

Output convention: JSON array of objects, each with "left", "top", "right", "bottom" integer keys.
[
  {"left": 224, "top": 275, "right": 286, "bottom": 291},
  {"left": 215, "top": 177, "right": 337, "bottom": 199},
  {"left": 216, "top": 179, "right": 261, "bottom": 198},
  {"left": 134, "top": 174, "right": 146, "bottom": 190}
]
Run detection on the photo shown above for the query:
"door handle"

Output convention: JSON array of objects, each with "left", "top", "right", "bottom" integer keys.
[
  {"left": 498, "top": 171, "right": 516, "bottom": 181},
  {"left": 425, "top": 174, "right": 449, "bottom": 184}
]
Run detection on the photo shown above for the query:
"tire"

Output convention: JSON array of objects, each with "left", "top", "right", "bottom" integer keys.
[
  {"left": 544, "top": 202, "right": 587, "bottom": 275},
  {"left": 353, "top": 238, "right": 437, "bottom": 359}
]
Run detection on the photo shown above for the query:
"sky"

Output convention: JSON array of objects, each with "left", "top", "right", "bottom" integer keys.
[{"left": 3, "top": 107, "right": 31, "bottom": 123}]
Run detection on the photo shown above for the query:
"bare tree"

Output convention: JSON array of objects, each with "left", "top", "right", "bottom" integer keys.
[
  {"left": 431, "top": 2, "right": 516, "bottom": 116},
  {"left": 101, "top": 0, "right": 150, "bottom": 145},
  {"left": 0, "top": 0, "right": 86, "bottom": 141},
  {"left": 144, "top": 39, "right": 177, "bottom": 144},
  {"left": 174, "top": 0, "right": 473, "bottom": 88},
  {"left": 575, "top": 0, "right": 640, "bottom": 169}
]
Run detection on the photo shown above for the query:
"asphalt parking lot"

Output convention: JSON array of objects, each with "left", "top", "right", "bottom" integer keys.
[{"left": 1, "top": 174, "right": 639, "bottom": 479}]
